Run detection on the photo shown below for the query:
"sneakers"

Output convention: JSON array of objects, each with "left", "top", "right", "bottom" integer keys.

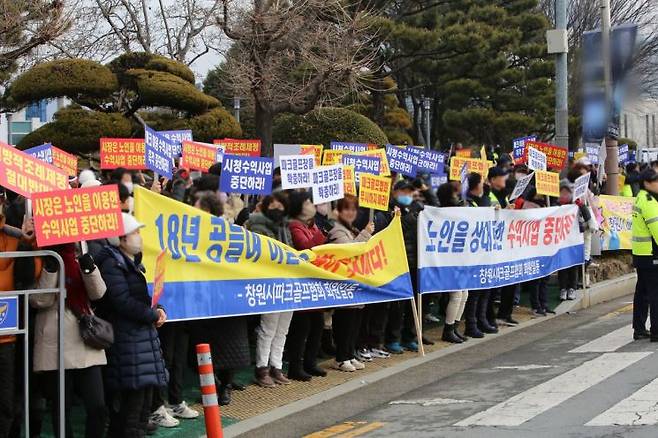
[
  {"left": 169, "top": 401, "right": 199, "bottom": 419},
  {"left": 150, "top": 405, "right": 180, "bottom": 428},
  {"left": 350, "top": 358, "right": 366, "bottom": 370},
  {"left": 401, "top": 341, "right": 419, "bottom": 352},
  {"left": 385, "top": 342, "right": 404, "bottom": 354},
  {"left": 333, "top": 360, "right": 356, "bottom": 372},
  {"left": 567, "top": 289, "right": 576, "bottom": 300},
  {"left": 355, "top": 348, "right": 373, "bottom": 362},
  {"left": 559, "top": 289, "right": 567, "bottom": 301},
  {"left": 369, "top": 347, "right": 391, "bottom": 359},
  {"left": 424, "top": 313, "right": 441, "bottom": 323}
]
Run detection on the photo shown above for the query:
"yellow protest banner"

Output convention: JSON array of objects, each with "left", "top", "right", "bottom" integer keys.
[
  {"left": 343, "top": 165, "right": 356, "bottom": 196},
  {"left": 323, "top": 149, "right": 346, "bottom": 165},
  {"left": 359, "top": 174, "right": 391, "bottom": 211},
  {"left": 357, "top": 148, "right": 390, "bottom": 176},
  {"left": 134, "top": 187, "right": 412, "bottom": 320},
  {"left": 535, "top": 170, "right": 560, "bottom": 197},
  {"left": 456, "top": 148, "right": 472, "bottom": 158},
  {"left": 449, "top": 157, "right": 492, "bottom": 181},
  {"left": 480, "top": 145, "right": 487, "bottom": 160},
  {"left": 574, "top": 151, "right": 586, "bottom": 161},
  {"left": 618, "top": 174, "right": 626, "bottom": 194},
  {"left": 301, "top": 144, "right": 323, "bottom": 166},
  {"left": 597, "top": 195, "right": 633, "bottom": 250}
]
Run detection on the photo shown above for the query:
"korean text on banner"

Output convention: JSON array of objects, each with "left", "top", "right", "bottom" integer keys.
[
  {"left": 618, "top": 144, "right": 629, "bottom": 165},
  {"left": 385, "top": 145, "right": 418, "bottom": 177},
  {"left": 357, "top": 148, "right": 390, "bottom": 176},
  {"left": 513, "top": 136, "right": 536, "bottom": 161},
  {"left": 535, "top": 170, "right": 560, "bottom": 197},
  {"left": 220, "top": 155, "right": 273, "bottom": 195},
  {"left": 413, "top": 148, "right": 445, "bottom": 175},
  {"left": 509, "top": 172, "right": 535, "bottom": 201},
  {"left": 585, "top": 142, "right": 600, "bottom": 165},
  {"left": 134, "top": 187, "right": 412, "bottom": 320},
  {"left": 343, "top": 165, "right": 356, "bottom": 196},
  {"left": 144, "top": 125, "right": 174, "bottom": 179},
  {"left": 181, "top": 140, "right": 219, "bottom": 172},
  {"left": 330, "top": 141, "right": 372, "bottom": 153},
  {"left": 215, "top": 139, "right": 262, "bottom": 157},
  {"left": 449, "top": 157, "right": 491, "bottom": 181},
  {"left": 431, "top": 174, "right": 448, "bottom": 190},
  {"left": 152, "top": 249, "right": 167, "bottom": 308},
  {"left": 100, "top": 138, "right": 146, "bottom": 170},
  {"left": 597, "top": 195, "right": 632, "bottom": 250},
  {"left": 323, "top": 149, "right": 346, "bottom": 165},
  {"left": 359, "top": 174, "right": 391, "bottom": 211},
  {"left": 418, "top": 205, "right": 584, "bottom": 292},
  {"left": 522, "top": 141, "right": 568, "bottom": 170},
  {"left": 301, "top": 145, "right": 323, "bottom": 166},
  {"left": 455, "top": 149, "right": 472, "bottom": 158},
  {"left": 0, "top": 141, "right": 69, "bottom": 198},
  {"left": 157, "top": 130, "right": 193, "bottom": 156},
  {"left": 25, "top": 143, "right": 78, "bottom": 176},
  {"left": 280, "top": 154, "right": 315, "bottom": 189},
  {"left": 573, "top": 173, "right": 591, "bottom": 202},
  {"left": 528, "top": 147, "right": 547, "bottom": 171},
  {"left": 32, "top": 184, "right": 124, "bottom": 247},
  {"left": 312, "top": 164, "right": 344, "bottom": 204},
  {"left": 342, "top": 154, "right": 381, "bottom": 183}
]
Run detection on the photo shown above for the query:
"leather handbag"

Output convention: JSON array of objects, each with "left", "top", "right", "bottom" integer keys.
[{"left": 78, "top": 313, "right": 114, "bottom": 350}]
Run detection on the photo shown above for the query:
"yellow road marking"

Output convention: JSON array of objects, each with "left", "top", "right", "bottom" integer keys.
[
  {"left": 304, "top": 422, "right": 368, "bottom": 438},
  {"left": 599, "top": 304, "right": 634, "bottom": 320},
  {"left": 336, "top": 422, "right": 386, "bottom": 437}
]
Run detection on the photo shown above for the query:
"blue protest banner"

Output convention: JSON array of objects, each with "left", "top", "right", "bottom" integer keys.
[
  {"left": 618, "top": 144, "right": 629, "bottom": 165},
  {"left": 220, "top": 155, "right": 273, "bottom": 195},
  {"left": 430, "top": 174, "right": 448, "bottom": 190},
  {"left": 0, "top": 296, "right": 18, "bottom": 332},
  {"left": 157, "top": 130, "right": 193, "bottom": 156},
  {"left": 411, "top": 148, "right": 445, "bottom": 174},
  {"left": 512, "top": 136, "right": 536, "bottom": 161},
  {"left": 24, "top": 143, "right": 53, "bottom": 163},
  {"left": 330, "top": 141, "right": 370, "bottom": 153},
  {"left": 385, "top": 145, "right": 418, "bottom": 177},
  {"left": 144, "top": 125, "right": 174, "bottom": 179},
  {"left": 342, "top": 154, "right": 381, "bottom": 179}
]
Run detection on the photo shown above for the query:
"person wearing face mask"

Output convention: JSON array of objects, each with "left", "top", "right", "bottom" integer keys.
[
  {"left": 96, "top": 213, "right": 168, "bottom": 438},
  {"left": 245, "top": 193, "right": 295, "bottom": 387},
  {"left": 286, "top": 191, "right": 327, "bottom": 381},
  {"left": 327, "top": 195, "right": 374, "bottom": 371}
]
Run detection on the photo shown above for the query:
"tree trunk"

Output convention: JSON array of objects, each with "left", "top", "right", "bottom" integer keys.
[{"left": 255, "top": 103, "right": 274, "bottom": 157}]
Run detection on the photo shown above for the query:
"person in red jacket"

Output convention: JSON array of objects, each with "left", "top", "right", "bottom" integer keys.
[{"left": 285, "top": 191, "right": 327, "bottom": 381}]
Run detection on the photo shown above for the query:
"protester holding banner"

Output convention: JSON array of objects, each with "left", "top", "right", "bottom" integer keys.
[
  {"left": 327, "top": 195, "right": 374, "bottom": 371},
  {"left": 245, "top": 193, "right": 295, "bottom": 387},
  {"left": 31, "top": 245, "right": 108, "bottom": 438},
  {"left": 96, "top": 213, "right": 168, "bottom": 438},
  {"left": 623, "top": 162, "right": 641, "bottom": 197}
]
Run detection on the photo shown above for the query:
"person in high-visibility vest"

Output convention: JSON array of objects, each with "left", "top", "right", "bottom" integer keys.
[
  {"left": 622, "top": 162, "right": 641, "bottom": 197},
  {"left": 631, "top": 168, "right": 658, "bottom": 341}
]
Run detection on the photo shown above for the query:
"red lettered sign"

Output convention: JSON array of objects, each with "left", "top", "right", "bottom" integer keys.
[
  {"left": 100, "top": 138, "right": 147, "bottom": 169},
  {"left": 181, "top": 140, "right": 219, "bottom": 171},
  {"left": 51, "top": 146, "right": 78, "bottom": 176},
  {"left": 521, "top": 141, "right": 568, "bottom": 170},
  {"left": 214, "top": 139, "right": 262, "bottom": 157},
  {"left": 32, "top": 185, "right": 124, "bottom": 246},
  {"left": 0, "top": 141, "right": 69, "bottom": 198}
]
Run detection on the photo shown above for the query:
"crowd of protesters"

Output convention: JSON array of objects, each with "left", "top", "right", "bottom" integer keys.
[{"left": 0, "top": 143, "right": 631, "bottom": 438}]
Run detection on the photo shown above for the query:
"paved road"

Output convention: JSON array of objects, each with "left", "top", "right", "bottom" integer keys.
[{"left": 314, "top": 301, "right": 658, "bottom": 438}]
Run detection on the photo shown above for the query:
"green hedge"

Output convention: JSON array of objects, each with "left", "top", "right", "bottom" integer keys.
[
  {"left": 273, "top": 107, "right": 388, "bottom": 146},
  {"left": 140, "top": 108, "right": 242, "bottom": 142},
  {"left": 10, "top": 60, "right": 118, "bottom": 104}
]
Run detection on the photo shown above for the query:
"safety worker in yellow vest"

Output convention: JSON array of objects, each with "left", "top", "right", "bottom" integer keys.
[{"left": 631, "top": 168, "right": 658, "bottom": 341}]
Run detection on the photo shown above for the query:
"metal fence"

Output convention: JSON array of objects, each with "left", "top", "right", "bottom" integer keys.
[{"left": 0, "top": 251, "right": 66, "bottom": 438}]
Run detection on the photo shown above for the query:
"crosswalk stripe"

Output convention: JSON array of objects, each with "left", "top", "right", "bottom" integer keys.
[
  {"left": 586, "top": 377, "right": 658, "bottom": 426},
  {"left": 569, "top": 326, "right": 633, "bottom": 353},
  {"left": 454, "top": 352, "right": 651, "bottom": 427}
]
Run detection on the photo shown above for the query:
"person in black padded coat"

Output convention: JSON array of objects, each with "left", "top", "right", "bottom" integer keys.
[{"left": 96, "top": 213, "right": 168, "bottom": 438}]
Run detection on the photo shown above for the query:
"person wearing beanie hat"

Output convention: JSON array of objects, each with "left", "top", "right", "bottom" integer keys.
[
  {"left": 78, "top": 169, "right": 97, "bottom": 187},
  {"left": 95, "top": 212, "right": 169, "bottom": 437}
]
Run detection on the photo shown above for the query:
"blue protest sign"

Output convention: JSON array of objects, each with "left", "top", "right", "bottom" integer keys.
[
  {"left": 157, "top": 130, "right": 193, "bottom": 156},
  {"left": 342, "top": 154, "right": 380, "bottom": 175},
  {"left": 330, "top": 141, "right": 370, "bottom": 153},
  {"left": 430, "top": 174, "right": 448, "bottom": 189},
  {"left": 24, "top": 143, "right": 54, "bottom": 164},
  {"left": 618, "top": 144, "right": 629, "bottom": 165},
  {"left": 513, "top": 136, "right": 536, "bottom": 161},
  {"left": 385, "top": 145, "right": 418, "bottom": 177},
  {"left": 220, "top": 155, "right": 273, "bottom": 195},
  {"left": 0, "top": 296, "right": 18, "bottom": 332},
  {"left": 412, "top": 148, "right": 445, "bottom": 174},
  {"left": 144, "top": 125, "right": 174, "bottom": 179}
]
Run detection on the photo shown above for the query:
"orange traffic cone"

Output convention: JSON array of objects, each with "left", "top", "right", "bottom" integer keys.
[{"left": 196, "top": 343, "right": 223, "bottom": 438}]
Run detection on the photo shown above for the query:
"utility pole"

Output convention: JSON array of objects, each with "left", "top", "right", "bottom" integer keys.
[
  {"left": 601, "top": 0, "right": 618, "bottom": 195},
  {"left": 233, "top": 97, "right": 241, "bottom": 124},
  {"left": 423, "top": 97, "right": 431, "bottom": 149},
  {"left": 549, "top": 0, "right": 569, "bottom": 150}
]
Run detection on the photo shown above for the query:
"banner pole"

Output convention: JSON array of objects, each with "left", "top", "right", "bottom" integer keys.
[
  {"left": 410, "top": 295, "right": 425, "bottom": 356},
  {"left": 369, "top": 208, "right": 374, "bottom": 223}
]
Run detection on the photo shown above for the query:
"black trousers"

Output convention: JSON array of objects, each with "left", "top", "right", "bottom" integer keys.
[
  {"left": 0, "top": 343, "right": 14, "bottom": 438},
  {"left": 558, "top": 266, "right": 579, "bottom": 290},
  {"left": 361, "top": 303, "right": 389, "bottom": 348},
  {"left": 42, "top": 366, "right": 106, "bottom": 438},
  {"left": 333, "top": 308, "right": 362, "bottom": 362},
  {"left": 465, "top": 290, "right": 489, "bottom": 328},
  {"left": 633, "top": 267, "right": 658, "bottom": 335},
  {"left": 153, "top": 322, "right": 188, "bottom": 408},
  {"left": 528, "top": 276, "right": 550, "bottom": 311},
  {"left": 286, "top": 312, "right": 324, "bottom": 369},
  {"left": 497, "top": 284, "right": 517, "bottom": 319},
  {"left": 107, "top": 386, "right": 154, "bottom": 438}
]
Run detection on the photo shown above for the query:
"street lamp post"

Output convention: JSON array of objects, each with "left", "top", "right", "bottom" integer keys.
[
  {"left": 423, "top": 97, "right": 431, "bottom": 149},
  {"left": 233, "top": 97, "right": 241, "bottom": 124},
  {"left": 600, "top": 0, "right": 619, "bottom": 195}
]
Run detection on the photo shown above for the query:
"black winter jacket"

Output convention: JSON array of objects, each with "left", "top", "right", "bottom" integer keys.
[{"left": 96, "top": 246, "right": 168, "bottom": 392}]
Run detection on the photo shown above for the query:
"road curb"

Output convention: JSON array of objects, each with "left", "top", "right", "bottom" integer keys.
[
  {"left": 224, "top": 274, "right": 637, "bottom": 437},
  {"left": 555, "top": 272, "right": 636, "bottom": 314}
]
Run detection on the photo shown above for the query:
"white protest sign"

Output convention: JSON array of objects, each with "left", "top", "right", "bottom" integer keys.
[
  {"left": 311, "top": 164, "right": 344, "bottom": 204},
  {"left": 527, "top": 147, "right": 547, "bottom": 171},
  {"left": 573, "top": 173, "right": 590, "bottom": 202},
  {"left": 280, "top": 154, "right": 315, "bottom": 189},
  {"left": 509, "top": 172, "right": 535, "bottom": 201},
  {"left": 273, "top": 144, "right": 302, "bottom": 168},
  {"left": 460, "top": 162, "right": 469, "bottom": 201}
]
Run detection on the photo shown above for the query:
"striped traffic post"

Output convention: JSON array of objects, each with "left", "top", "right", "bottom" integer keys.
[{"left": 196, "top": 343, "right": 223, "bottom": 438}]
